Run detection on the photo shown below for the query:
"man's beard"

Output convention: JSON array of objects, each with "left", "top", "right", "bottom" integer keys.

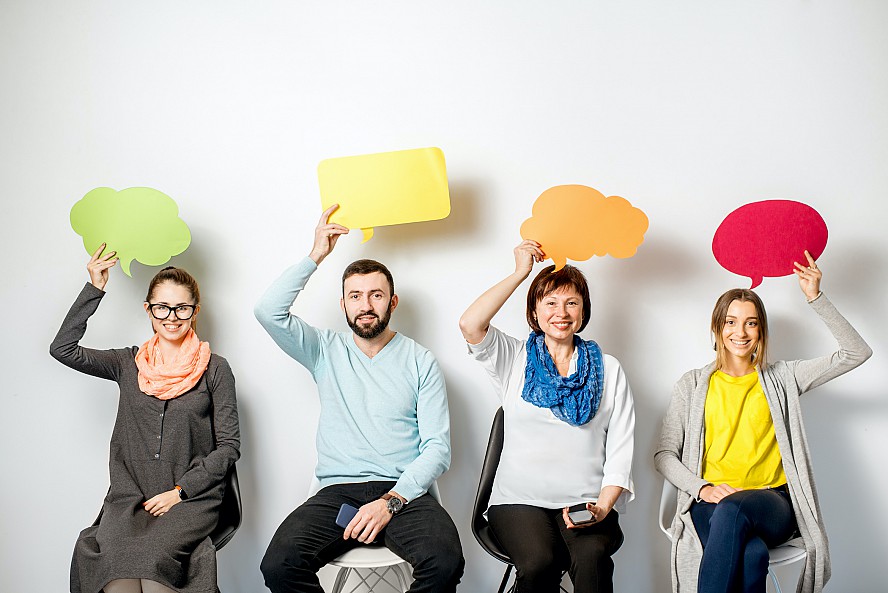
[{"left": 346, "top": 305, "right": 392, "bottom": 340}]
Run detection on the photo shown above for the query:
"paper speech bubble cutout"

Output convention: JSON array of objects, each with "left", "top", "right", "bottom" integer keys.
[
  {"left": 520, "top": 185, "right": 649, "bottom": 270},
  {"left": 712, "top": 200, "right": 828, "bottom": 289},
  {"left": 317, "top": 147, "right": 451, "bottom": 242},
  {"left": 70, "top": 187, "right": 191, "bottom": 277}
]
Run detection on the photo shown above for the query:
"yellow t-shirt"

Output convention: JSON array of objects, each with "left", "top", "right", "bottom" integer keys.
[{"left": 701, "top": 370, "right": 786, "bottom": 489}]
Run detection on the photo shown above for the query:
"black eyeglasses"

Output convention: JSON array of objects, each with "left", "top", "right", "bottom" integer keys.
[{"left": 147, "top": 304, "right": 197, "bottom": 320}]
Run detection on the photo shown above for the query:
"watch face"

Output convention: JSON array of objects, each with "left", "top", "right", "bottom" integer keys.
[{"left": 387, "top": 497, "right": 404, "bottom": 514}]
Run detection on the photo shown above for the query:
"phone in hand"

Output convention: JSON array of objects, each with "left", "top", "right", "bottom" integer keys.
[
  {"left": 567, "top": 503, "right": 596, "bottom": 525},
  {"left": 335, "top": 503, "right": 359, "bottom": 528}
]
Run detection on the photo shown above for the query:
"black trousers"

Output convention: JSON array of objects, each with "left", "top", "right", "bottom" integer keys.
[
  {"left": 488, "top": 504, "right": 623, "bottom": 593},
  {"left": 260, "top": 481, "right": 464, "bottom": 593}
]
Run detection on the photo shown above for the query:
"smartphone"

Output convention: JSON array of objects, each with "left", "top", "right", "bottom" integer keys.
[
  {"left": 335, "top": 503, "right": 359, "bottom": 528},
  {"left": 567, "top": 503, "right": 595, "bottom": 525}
]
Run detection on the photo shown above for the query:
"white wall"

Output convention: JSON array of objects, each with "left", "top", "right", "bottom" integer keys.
[{"left": 2, "top": 1, "right": 887, "bottom": 591}]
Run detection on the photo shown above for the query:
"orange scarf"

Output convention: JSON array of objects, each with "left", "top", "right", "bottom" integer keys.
[{"left": 135, "top": 329, "right": 211, "bottom": 400}]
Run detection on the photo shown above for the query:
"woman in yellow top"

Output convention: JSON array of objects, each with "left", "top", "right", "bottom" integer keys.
[{"left": 655, "top": 251, "right": 872, "bottom": 593}]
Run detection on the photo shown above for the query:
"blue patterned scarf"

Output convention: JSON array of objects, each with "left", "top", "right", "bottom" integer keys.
[{"left": 521, "top": 332, "right": 604, "bottom": 426}]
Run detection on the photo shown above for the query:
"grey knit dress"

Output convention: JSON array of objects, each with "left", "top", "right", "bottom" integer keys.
[{"left": 50, "top": 283, "right": 240, "bottom": 593}]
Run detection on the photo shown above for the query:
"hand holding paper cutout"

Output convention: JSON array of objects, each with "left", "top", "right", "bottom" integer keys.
[
  {"left": 309, "top": 204, "right": 350, "bottom": 265},
  {"left": 86, "top": 243, "right": 118, "bottom": 290},
  {"left": 317, "top": 147, "right": 450, "bottom": 242},
  {"left": 519, "top": 185, "right": 649, "bottom": 270},
  {"left": 70, "top": 187, "right": 191, "bottom": 277},
  {"left": 712, "top": 200, "right": 827, "bottom": 289},
  {"left": 792, "top": 250, "right": 823, "bottom": 301}
]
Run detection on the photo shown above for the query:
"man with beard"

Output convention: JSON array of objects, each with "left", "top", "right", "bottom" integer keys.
[{"left": 255, "top": 205, "right": 464, "bottom": 593}]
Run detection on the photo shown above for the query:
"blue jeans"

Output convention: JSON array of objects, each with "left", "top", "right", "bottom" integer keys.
[
  {"left": 260, "top": 481, "right": 464, "bottom": 593},
  {"left": 690, "top": 487, "right": 797, "bottom": 593},
  {"left": 487, "top": 504, "right": 623, "bottom": 593}
]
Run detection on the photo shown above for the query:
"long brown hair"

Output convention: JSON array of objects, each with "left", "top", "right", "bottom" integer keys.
[{"left": 711, "top": 288, "right": 769, "bottom": 369}]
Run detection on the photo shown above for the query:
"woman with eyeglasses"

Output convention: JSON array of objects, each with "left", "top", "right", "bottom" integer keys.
[
  {"left": 50, "top": 245, "right": 240, "bottom": 593},
  {"left": 655, "top": 252, "right": 871, "bottom": 593}
]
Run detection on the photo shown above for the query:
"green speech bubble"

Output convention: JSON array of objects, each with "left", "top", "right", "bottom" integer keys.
[{"left": 70, "top": 187, "right": 191, "bottom": 277}]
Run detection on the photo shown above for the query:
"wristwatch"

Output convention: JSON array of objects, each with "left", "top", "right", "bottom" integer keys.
[{"left": 381, "top": 492, "right": 404, "bottom": 515}]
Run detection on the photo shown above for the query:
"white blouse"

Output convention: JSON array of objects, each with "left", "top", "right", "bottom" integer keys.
[{"left": 469, "top": 326, "right": 635, "bottom": 512}]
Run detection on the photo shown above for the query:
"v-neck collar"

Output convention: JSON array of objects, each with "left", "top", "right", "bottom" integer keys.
[{"left": 347, "top": 331, "right": 401, "bottom": 363}]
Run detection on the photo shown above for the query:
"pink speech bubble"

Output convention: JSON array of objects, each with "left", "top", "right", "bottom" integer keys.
[{"left": 712, "top": 200, "right": 828, "bottom": 289}]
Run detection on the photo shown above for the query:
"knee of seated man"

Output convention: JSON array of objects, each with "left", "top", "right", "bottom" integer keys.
[
  {"left": 415, "top": 544, "right": 465, "bottom": 585},
  {"left": 260, "top": 540, "right": 311, "bottom": 582}
]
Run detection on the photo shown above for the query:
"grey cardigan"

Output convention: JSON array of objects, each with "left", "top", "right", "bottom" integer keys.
[{"left": 654, "top": 293, "right": 872, "bottom": 593}]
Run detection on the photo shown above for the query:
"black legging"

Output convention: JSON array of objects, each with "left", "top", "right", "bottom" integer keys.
[{"left": 487, "top": 504, "right": 623, "bottom": 593}]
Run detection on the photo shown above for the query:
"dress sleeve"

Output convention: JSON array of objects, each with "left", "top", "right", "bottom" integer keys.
[
  {"left": 788, "top": 293, "right": 873, "bottom": 394},
  {"left": 176, "top": 356, "right": 241, "bottom": 498},
  {"left": 254, "top": 257, "right": 326, "bottom": 373},
  {"left": 49, "top": 283, "right": 122, "bottom": 381},
  {"left": 392, "top": 351, "right": 451, "bottom": 502}
]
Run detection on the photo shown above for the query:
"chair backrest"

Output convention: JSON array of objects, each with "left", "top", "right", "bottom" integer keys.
[
  {"left": 658, "top": 478, "right": 678, "bottom": 542},
  {"left": 471, "top": 407, "right": 511, "bottom": 563},
  {"left": 210, "top": 463, "right": 242, "bottom": 550}
]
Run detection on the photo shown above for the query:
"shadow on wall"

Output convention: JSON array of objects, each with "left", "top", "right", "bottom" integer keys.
[
  {"left": 358, "top": 180, "right": 486, "bottom": 255},
  {"left": 816, "top": 240, "right": 885, "bottom": 320},
  {"left": 584, "top": 235, "right": 704, "bottom": 358},
  {"left": 795, "top": 392, "right": 887, "bottom": 592}
]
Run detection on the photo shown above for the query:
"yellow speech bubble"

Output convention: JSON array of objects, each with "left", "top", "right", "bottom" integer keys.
[
  {"left": 520, "top": 185, "right": 648, "bottom": 270},
  {"left": 317, "top": 147, "right": 451, "bottom": 242}
]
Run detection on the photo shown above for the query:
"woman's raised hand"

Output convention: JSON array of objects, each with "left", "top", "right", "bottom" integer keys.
[
  {"left": 458, "top": 240, "right": 546, "bottom": 345},
  {"left": 87, "top": 244, "right": 118, "bottom": 290},
  {"left": 514, "top": 240, "right": 545, "bottom": 278},
  {"left": 309, "top": 204, "right": 350, "bottom": 265},
  {"left": 793, "top": 250, "right": 822, "bottom": 301}
]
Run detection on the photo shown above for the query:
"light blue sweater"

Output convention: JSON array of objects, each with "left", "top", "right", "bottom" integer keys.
[{"left": 254, "top": 257, "right": 451, "bottom": 501}]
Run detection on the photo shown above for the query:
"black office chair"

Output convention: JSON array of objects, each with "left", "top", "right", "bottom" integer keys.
[
  {"left": 209, "top": 464, "right": 242, "bottom": 550},
  {"left": 472, "top": 407, "right": 568, "bottom": 593},
  {"left": 93, "top": 463, "right": 242, "bottom": 550}
]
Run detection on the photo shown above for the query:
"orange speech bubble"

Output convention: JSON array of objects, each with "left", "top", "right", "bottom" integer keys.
[{"left": 520, "top": 185, "right": 649, "bottom": 269}]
